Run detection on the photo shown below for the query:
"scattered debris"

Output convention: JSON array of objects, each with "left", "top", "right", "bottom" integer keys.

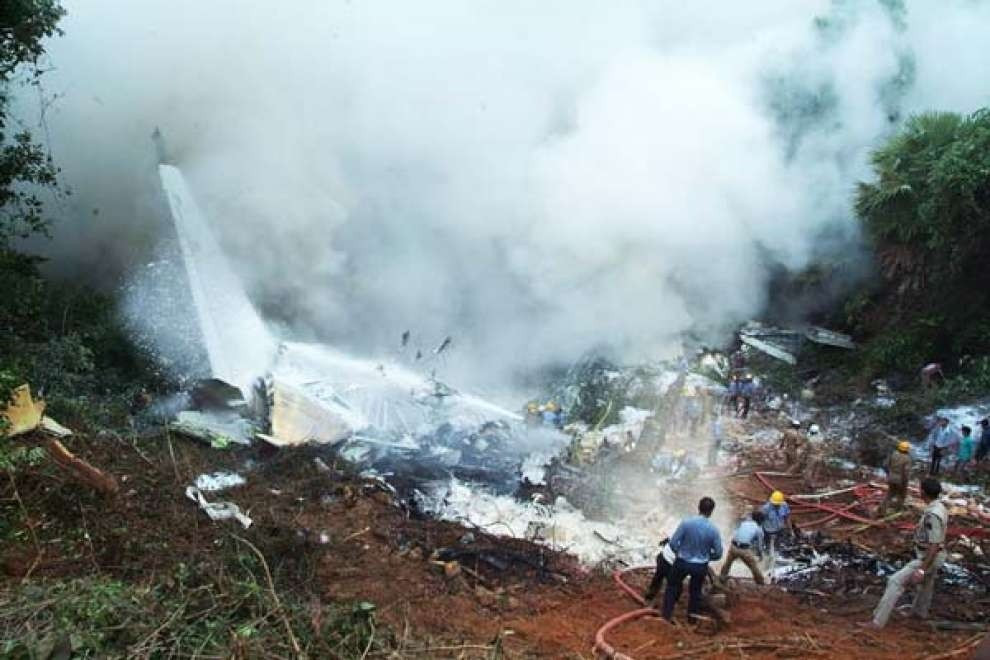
[
  {"left": 805, "top": 326, "right": 856, "bottom": 349},
  {"left": 193, "top": 471, "right": 246, "bottom": 492},
  {"left": 185, "top": 486, "right": 252, "bottom": 528},
  {"left": 260, "top": 381, "right": 352, "bottom": 447},
  {"left": 2, "top": 384, "right": 118, "bottom": 495},
  {"left": 0, "top": 385, "right": 46, "bottom": 437},
  {"left": 170, "top": 410, "right": 255, "bottom": 448}
]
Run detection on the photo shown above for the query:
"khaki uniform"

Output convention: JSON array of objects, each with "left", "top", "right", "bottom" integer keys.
[
  {"left": 719, "top": 543, "right": 766, "bottom": 585},
  {"left": 881, "top": 451, "right": 912, "bottom": 514},
  {"left": 872, "top": 499, "right": 948, "bottom": 627},
  {"left": 781, "top": 430, "right": 807, "bottom": 472}
]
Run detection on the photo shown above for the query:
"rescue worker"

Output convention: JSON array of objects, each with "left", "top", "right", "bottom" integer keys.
[
  {"left": 868, "top": 478, "right": 948, "bottom": 628},
  {"left": 524, "top": 402, "right": 541, "bottom": 427},
  {"left": 727, "top": 375, "right": 742, "bottom": 416},
  {"left": 780, "top": 420, "right": 807, "bottom": 473},
  {"left": 662, "top": 497, "right": 723, "bottom": 621},
  {"left": 955, "top": 425, "right": 975, "bottom": 476},
  {"left": 920, "top": 362, "right": 944, "bottom": 389},
  {"left": 683, "top": 387, "right": 702, "bottom": 434},
  {"left": 928, "top": 416, "right": 956, "bottom": 475},
  {"left": 977, "top": 418, "right": 990, "bottom": 463},
  {"left": 542, "top": 401, "right": 563, "bottom": 428},
  {"left": 719, "top": 509, "right": 766, "bottom": 584},
  {"left": 643, "top": 538, "right": 675, "bottom": 606},
  {"left": 760, "top": 491, "right": 790, "bottom": 565},
  {"left": 738, "top": 374, "right": 755, "bottom": 419},
  {"left": 880, "top": 440, "right": 912, "bottom": 515},
  {"left": 801, "top": 441, "right": 824, "bottom": 486},
  {"left": 707, "top": 414, "right": 723, "bottom": 467}
]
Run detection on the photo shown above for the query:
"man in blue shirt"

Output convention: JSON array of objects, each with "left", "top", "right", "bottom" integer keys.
[
  {"left": 662, "top": 497, "right": 723, "bottom": 621},
  {"left": 760, "top": 491, "right": 790, "bottom": 567},
  {"left": 928, "top": 416, "right": 957, "bottom": 475},
  {"left": 718, "top": 509, "right": 766, "bottom": 584}
]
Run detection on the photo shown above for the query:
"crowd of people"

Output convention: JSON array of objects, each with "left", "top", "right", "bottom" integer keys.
[
  {"left": 926, "top": 415, "right": 990, "bottom": 476},
  {"left": 649, "top": 476, "right": 948, "bottom": 631},
  {"left": 644, "top": 490, "right": 794, "bottom": 624}
]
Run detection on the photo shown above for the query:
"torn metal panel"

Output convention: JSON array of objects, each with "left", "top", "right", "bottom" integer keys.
[
  {"left": 170, "top": 410, "right": 256, "bottom": 448},
  {"left": 185, "top": 486, "right": 252, "bottom": 528},
  {"left": 740, "top": 334, "right": 797, "bottom": 365},
  {"left": 1, "top": 385, "right": 46, "bottom": 438},
  {"left": 265, "top": 380, "right": 354, "bottom": 447},
  {"left": 39, "top": 416, "right": 73, "bottom": 438},
  {"left": 805, "top": 326, "right": 856, "bottom": 349}
]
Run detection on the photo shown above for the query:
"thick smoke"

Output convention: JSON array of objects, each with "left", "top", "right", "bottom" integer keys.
[{"left": 27, "top": 1, "right": 990, "bottom": 388}]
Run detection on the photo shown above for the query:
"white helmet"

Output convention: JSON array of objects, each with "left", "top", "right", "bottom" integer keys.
[{"left": 809, "top": 424, "right": 821, "bottom": 435}]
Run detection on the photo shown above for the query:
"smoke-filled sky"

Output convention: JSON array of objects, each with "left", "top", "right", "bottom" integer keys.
[{"left": 24, "top": 1, "right": 990, "bottom": 387}]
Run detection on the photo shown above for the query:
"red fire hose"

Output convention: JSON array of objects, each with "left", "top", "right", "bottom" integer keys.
[
  {"left": 593, "top": 567, "right": 664, "bottom": 659},
  {"left": 752, "top": 472, "right": 990, "bottom": 536}
]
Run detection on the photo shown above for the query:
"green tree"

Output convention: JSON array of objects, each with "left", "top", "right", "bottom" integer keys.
[
  {"left": 0, "top": 0, "right": 65, "bottom": 251},
  {"left": 854, "top": 108, "right": 990, "bottom": 372}
]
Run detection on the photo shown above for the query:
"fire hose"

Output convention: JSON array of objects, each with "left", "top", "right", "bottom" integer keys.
[
  {"left": 752, "top": 472, "right": 990, "bottom": 537},
  {"left": 593, "top": 567, "right": 662, "bottom": 659},
  {"left": 594, "top": 474, "right": 990, "bottom": 658}
]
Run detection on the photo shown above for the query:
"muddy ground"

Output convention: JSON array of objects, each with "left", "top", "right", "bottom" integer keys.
[{"left": 0, "top": 425, "right": 984, "bottom": 658}]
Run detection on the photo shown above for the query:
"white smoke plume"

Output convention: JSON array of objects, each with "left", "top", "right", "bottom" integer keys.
[{"left": 26, "top": 1, "right": 990, "bottom": 388}]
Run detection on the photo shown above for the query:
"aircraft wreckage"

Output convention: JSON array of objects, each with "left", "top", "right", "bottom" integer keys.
[{"left": 153, "top": 130, "right": 530, "bottom": 477}]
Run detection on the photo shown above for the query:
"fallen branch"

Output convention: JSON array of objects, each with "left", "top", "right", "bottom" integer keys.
[{"left": 42, "top": 437, "right": 118, "bottom": 496}]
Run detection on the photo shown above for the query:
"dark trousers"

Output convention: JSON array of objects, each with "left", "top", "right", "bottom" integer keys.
[
  {"left": 930, "top": 446, "right": 944, "bottom": 475},
  {"left": 662, "top": 558, "right": 708, "bottom": 619},
  {"left": 643, "top": 553, "right": 672, "bottom": 603}
]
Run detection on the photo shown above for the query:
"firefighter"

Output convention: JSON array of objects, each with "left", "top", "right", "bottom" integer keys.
[
  {"left": 780, "top": 420, "right": 807, "bottom": 473},
  {"left": 880, "top": 440, "right": 912, "bottom": 515}
]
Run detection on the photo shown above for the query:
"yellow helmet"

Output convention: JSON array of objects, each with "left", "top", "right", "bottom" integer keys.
[
  {"left": 545, "top": 401, "right": 559, "bottom": 412},
  {"left": 770, "top": 490, "right": 785, "bottom": 505},
  {"left": 897, "top": 440, "right": 910, "bottom": 453},
  {"left": 527, "top": 402, "right": 538, "bottom": 413},
  {"left": 673, "top": 449, "right": 687, "bottom": 458}
]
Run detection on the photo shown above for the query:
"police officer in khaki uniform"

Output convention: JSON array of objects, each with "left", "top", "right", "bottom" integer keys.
[{"left": 868, "top": 478, "right": 948, "bottom": 627}]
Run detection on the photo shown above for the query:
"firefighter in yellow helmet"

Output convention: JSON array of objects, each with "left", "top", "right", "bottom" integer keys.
[
  {"left": 760, "top": 491, "right": 790, "bottom": 568},
  {"left": 880, "top": 440, "right": 913, "bottom": 515},
  {"left": 542, "top": 401, "right": 564, "bottom": 428},
  {"left": 524, "top": 402, "right": 541, "bottom": 427}
]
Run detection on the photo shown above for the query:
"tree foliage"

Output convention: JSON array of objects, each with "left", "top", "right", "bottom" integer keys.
[
  {"left": 853, "top": 108, "right": 990, "bottom": 374},
  {"left": 0, "top": 0, "right": 64, "bottom": 251}
]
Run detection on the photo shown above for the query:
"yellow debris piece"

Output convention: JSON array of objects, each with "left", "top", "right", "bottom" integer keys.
[{"left": 1, "top": 384, "right": 46, "bottom": 438}]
